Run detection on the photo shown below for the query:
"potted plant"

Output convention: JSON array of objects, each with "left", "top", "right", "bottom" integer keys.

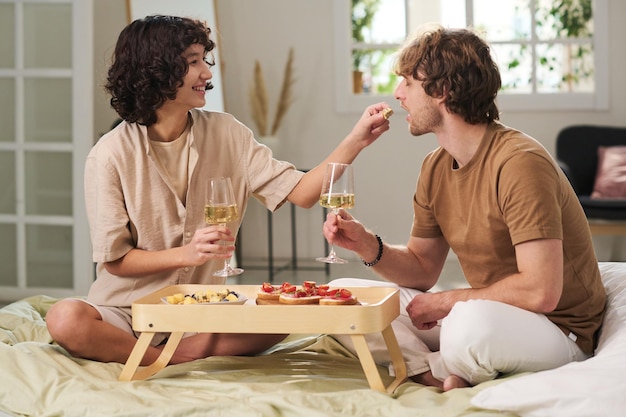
[{"left": 351, "top": 0, "right": 380, "bottom": 93}]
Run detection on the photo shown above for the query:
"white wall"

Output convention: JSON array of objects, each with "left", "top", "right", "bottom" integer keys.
[{"left": 94, "top": 0, "right": 626, "bottom": 263}]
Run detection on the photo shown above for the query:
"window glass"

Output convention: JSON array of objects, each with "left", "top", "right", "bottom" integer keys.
[
  {"left": 535, "top": 43, "right": 594, "bottom": 93},
  {"left": 0, "top": 78, "right": 15, "bottom": 142},
  {"left": 535, "top": 0, "right": 593, "bottom": 40},
  {"left": 24, "top": 3, "right": 72, "bottom": 68},
  {"left": 0, "top": 4, "right": 15, "bottom": 68},
  {"left": 24, "top": 78, "right": 72, "bottom": 143},
  {"left": 473, "top": 0, "right": 531, "bottom": 41},
  {"left": 26, "top": 224, "right": 73, "bottom": 288},
  {"left": 336, "top": 0, "right": 608, "bottom": 110},
  {"left": 492, "top": 43, "right": 533, "bottom": 93},
  {"left": 0, "top": 151, "right": 16, "bottom": 214},
  {"left": 0, "top": 224, "right": 17, "bottom": 286},
  {"left": 24, "top": 151, "right": 73, "bottom": 216},
  {"left": 358, "top": 0, "right": 405, "bottom": 44}
]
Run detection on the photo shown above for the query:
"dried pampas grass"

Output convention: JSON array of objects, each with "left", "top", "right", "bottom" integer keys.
[
  {"left": 249, "top": 48, "right": 295, "bottom": 137},
  {"left": 249, "top": 61, "right": 269, "bottom": 136}
]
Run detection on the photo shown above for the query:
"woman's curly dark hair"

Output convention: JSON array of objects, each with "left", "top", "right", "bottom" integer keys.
[
  {"left": 394, "top": 25, "right": 501, "bottom": 125},
  {"left": 104, "top": 15, "right": 215, "bottom": 126}
]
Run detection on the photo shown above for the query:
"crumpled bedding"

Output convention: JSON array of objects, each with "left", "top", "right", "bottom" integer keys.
[
  {"left": 10, "top": 258, "right": 625, "bottom": 417},
  {"left": 0, "top": 295, "right": 514, "bottom": 417}
]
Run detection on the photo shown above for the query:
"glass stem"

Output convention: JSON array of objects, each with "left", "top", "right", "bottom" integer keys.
[
  {"left": 223, "top": 259, "right": 232, "bottom": 271},
  {"left": 220, "top": 222, "right": 232, "bottom": 271},
  {"left": 327, "top": 208, "right": 341, "bottom": 259}
]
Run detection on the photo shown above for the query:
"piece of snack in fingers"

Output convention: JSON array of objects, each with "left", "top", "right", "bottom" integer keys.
[{"left": 382, "top": 107, "right": 393, "bottom": 120}]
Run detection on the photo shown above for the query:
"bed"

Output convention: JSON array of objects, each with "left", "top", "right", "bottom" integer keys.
[{"left": 1, "top": 262, "right": 625, "bottom": 417}]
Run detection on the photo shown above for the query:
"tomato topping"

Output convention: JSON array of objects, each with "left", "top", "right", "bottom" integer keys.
[
  {"left": 337, "top": 288, "right": 352, "bottom": 298},
  {"left": 322, "top": 288, "right": 353, "bottom": 299},
  {"left": 261, "top": 282, "right": 277, "bottom": 293},
  {"left": 282, "top": 284, "right": 297, "bottom": 293},
  {"left": 325, "top": 289, "right": 338, "bottom": 297},
  {"left": 294, "top": 289, "right": 309, "bottom": 298}
]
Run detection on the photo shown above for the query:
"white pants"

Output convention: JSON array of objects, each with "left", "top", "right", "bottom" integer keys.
[{"left": 330, "top": 278, "right": 588, "bottom": 385}]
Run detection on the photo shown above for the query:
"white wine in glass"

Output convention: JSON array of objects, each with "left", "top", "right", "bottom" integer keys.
[
  {"left": 316, "top": 163, "right": 354, "bottom": 264},
  {"left": 205, "top": 177, "right": 244, "bottom": 277}
]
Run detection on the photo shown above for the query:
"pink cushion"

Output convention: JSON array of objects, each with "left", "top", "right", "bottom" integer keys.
[{"left": 591, "top": 146, "right": 626, "bottom": 199}]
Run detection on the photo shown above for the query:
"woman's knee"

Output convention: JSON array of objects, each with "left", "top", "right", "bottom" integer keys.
[{"left": 46, "top": 299, "right": 99, "bottom": 342}]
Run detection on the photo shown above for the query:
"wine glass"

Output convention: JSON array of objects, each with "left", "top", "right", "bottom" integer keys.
[
  {"left": 316, "top": 163, "right": 355, "bottom": 264},
  {"left": 205, "top": 177, "right": 244, "bottom": 277}
]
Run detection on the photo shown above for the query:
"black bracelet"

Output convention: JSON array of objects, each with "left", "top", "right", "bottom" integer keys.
[{"left": 361, "top": 234, "right": 383, "bottom": 267}]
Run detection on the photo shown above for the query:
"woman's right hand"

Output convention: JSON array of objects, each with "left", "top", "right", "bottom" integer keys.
[{"left": 184, "top": 225, "right": 235, "bottom": 266}]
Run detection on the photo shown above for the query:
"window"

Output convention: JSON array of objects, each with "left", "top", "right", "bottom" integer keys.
[{"left": 333, "top": 0, "right": 608, "bottom": 112}]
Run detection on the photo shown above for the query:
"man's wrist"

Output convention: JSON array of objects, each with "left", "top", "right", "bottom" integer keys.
[{"left": 361, "top": 234, "right": 383, "bottom": 267}]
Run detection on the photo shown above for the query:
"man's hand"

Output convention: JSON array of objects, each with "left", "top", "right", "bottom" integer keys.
[
  {"left": 321, "top": 209, "right": 366, "bottom": 253},
  {"left": 405, "top": 292, "right": 450, "bottom": 330}
]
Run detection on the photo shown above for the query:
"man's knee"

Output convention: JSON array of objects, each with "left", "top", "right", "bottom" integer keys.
[
  {"left": 438, "top": 300, "right": 519, "bottom": 383},
  {"left": 439, "top": 301, "right": 501, "bottom": 371},
  {"left": 442, "top": 300, "right": 494, "bottom": 345}
]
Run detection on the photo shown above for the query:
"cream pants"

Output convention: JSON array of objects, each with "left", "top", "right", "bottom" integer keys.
[{"left": 329, "top": 278, "right": 588, "bottom": 385}]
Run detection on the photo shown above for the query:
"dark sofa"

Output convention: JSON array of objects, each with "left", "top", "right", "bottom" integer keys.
[{"left": 556, "top": 125, "right": 626, "bottom": 235}]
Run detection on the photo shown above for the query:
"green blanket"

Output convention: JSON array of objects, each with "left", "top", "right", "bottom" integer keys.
[{"left": 0, "top": 296, "right": 514, "bottom": 417}]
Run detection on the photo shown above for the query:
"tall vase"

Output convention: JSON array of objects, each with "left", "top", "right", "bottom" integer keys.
[{"left": 259, "top": 135, "right": 281, "bottom": 160}]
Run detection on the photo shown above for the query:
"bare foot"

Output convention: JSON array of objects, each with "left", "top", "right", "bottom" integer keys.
[{"left": 443, "top": 375, "right": 470, "bottom": 391}]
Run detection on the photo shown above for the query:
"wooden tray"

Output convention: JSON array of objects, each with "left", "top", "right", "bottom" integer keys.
[{"left": 119, "top": 284, "right": 407, "bottom": 393}]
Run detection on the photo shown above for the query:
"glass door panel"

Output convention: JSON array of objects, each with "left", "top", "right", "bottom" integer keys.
[
  {"left": 0, "top": 4, "right": 15, "bottom": 68},
  {"left": 23, "top": 3, "right": 72, "bottom": 68},
  {"left": 25, "top": 151, "right": 73, "bottom": 216},
  {"left": 0, "top": 79, "right": 15, "bottom": 142},
  {"left": 0, "top": 151, "right": 16, "bottom": 214},
  {"left": 0, "top": 224, "right": 17, "bottom": 286},
  {"left": 26, "top": 224, "right": 73, "bottom": 288},
  {"left": 24, "top": 78, "right": 72, "bottom": 143}
]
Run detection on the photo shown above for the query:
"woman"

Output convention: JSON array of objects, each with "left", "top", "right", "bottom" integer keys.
[{"left": 45, "top": 15, "right": 391, "bottom": 365}]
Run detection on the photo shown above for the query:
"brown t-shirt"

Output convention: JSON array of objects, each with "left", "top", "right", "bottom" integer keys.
[
  {"left": 411, "top": 122, "right": 606, "bottom": 354},
  {"left": 85, "top": 109, "right": 304, "bottom": 308}
]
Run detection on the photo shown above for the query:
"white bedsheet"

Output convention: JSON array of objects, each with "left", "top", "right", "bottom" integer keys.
[{"left": 472, "top": 262, "right": 626, "bottom": 416}]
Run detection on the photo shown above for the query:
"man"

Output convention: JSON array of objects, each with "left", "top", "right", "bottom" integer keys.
[{"left": 323, "top": 24, "right": 606, "bottom": 391}]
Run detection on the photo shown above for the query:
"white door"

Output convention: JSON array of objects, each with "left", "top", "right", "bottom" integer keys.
[{"left": 0, "top": 0, "right": 93, "bottom": 302}]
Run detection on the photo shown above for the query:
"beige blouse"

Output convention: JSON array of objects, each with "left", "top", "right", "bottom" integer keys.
[{"left": 84, "top": 109, "right": 303, "bottom": 308}]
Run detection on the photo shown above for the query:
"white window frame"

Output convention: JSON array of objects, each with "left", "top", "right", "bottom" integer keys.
[{"left": 333, "top": 0, "right": 609, "bottom": 113}]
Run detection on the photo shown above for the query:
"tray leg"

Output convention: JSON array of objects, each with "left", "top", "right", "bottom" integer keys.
[
  {"left": 118, "top": 331, "right": 184, "bottom": 381},
  {"left": 350, "top": 325, "right": 408, "bottom": 394},
  {"left": 381, "top": 324, "right": 408, "bottom": 393},
  {"left": 350, "top": 334, "right": 386, "bottom": 393}
]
